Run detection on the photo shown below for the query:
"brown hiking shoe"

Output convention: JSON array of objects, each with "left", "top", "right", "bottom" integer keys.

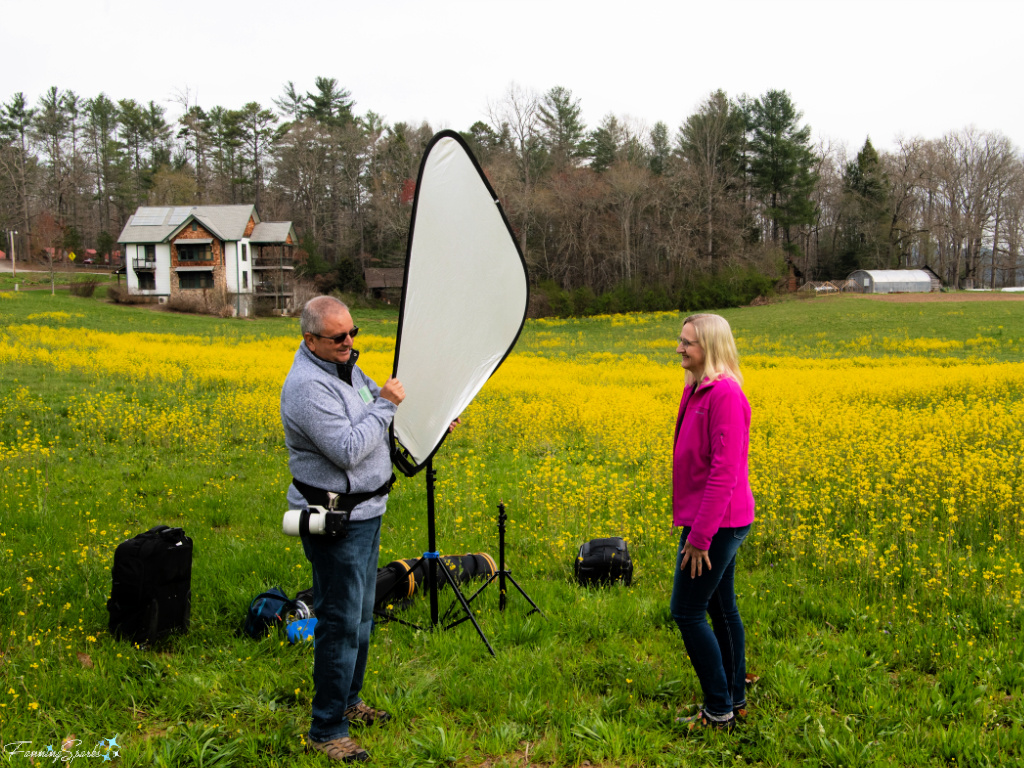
[
  {"left": 309, "top": 736, "right": 369, "bottom": 763},
  {"left": 675, "top": 708, "right": 736, "bottom": 733},
  {"left": 345, "top": 701, "right": 392, "bottom": 727}
]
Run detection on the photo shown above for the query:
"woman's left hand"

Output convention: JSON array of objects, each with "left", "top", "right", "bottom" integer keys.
[
  {"left": 680, "top": 540, "right": 712, "bottom": 578},
  {"left": 448, "top": 417, "right": 462, "bottom": 433}
]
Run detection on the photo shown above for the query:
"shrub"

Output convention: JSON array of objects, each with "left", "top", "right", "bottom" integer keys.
[
  {"left": 106, "top": 285, "right": 154, "bottom": 305},
  {"left": 69, "top": 278, "right": 100, "bottom": 298},
  {"left": 289, "top": 280, "right": 320, "bottom": 316},
  {"left": 677, "top": 266, "right": 776, "bottom": 312},
  {"left": 166, "top": 289, "right": 233, "bottom": 317}
]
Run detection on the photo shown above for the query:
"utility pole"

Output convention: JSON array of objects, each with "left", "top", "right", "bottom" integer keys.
[{"left": 6, "top": 230, "right": 15, "bottom": 277}]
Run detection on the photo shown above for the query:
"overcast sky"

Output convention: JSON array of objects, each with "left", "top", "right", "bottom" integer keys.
[{"left": 6, "top": 0, "right": 1023, "bottom": 158}]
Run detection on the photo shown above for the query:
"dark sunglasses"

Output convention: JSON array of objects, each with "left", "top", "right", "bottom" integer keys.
[{"left": 312, "top": 327, "right": 359, "bottom": 344}]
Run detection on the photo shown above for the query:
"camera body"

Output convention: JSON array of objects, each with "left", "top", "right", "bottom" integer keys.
[{"left": 282, "top": 505, "right": 350, "bottom": 538}]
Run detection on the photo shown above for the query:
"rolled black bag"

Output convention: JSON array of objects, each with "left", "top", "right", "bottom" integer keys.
[
  {"left": 433, "top": 552, "right": 497, "bottom": 589},
  {"left": 458, "top": 552, "right": 497, "bottom": 581},
  {"left": 375, "top": 559, "right": 418, "bottom": 610},
  {"left": 574, "top": 537, "right": 633, "bottom": 587},
  {"left": 374, "top": 553, "right": 497, "bottom": 610}
]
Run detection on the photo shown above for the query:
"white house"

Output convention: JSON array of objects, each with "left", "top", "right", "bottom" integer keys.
[{"left": 117, "top": 204, "right": 297, "bottom": 313}]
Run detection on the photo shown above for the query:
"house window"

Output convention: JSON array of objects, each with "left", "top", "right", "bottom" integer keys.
[
  {"left": 139, "top": 244, "right": 155, "bottom": 262},
  {"left": 178, "top": 244, "right": 213, "bottom": 262},
  {"left": 241, "top": 243, "right": 248, "bottom": 262},
  {"left": 191, "top": 223, "right": 198, "bottom": 232},
  {"left": 242, "top": 272, "right": 248, "bottom": 289},
  {"left": 179, "top": 271, "right": 214, "bottom": 290},
  {"left": 137, "top": 272, "right": 156, "bottom": 290}
]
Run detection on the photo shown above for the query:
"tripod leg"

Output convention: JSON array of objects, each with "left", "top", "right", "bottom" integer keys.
[
  {"left": 460, "top": 572, "right": 499, "bottom": 608},
  {"left": 436, "top": 560, "right": 495, "bottom": 656},
  {"left": 500, "top": 572, "right": 544, "bottom": 617}
]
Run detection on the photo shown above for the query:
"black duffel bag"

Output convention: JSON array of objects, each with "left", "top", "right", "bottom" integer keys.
[
  {"left": 574, "top": 537, "right": 633, "bottom": 586},
  {"left": 374, "top": 553, "right": 497, "bottom": 610}
]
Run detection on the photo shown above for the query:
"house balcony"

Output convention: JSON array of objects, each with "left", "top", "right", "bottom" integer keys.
[
  {"left": 254, "top": 280, "right": 294, "bottom": 297},
  {"left": 133, "top": 257, "right": 156, "bottom": 271},
  {"left": 251, "top": 255, "right": 295, "bottom": 270}
]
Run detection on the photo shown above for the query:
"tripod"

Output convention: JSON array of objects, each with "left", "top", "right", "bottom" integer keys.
[
  {"left": 375, "top": 460, "right": 496, "bottom": 655},
  {"left": 374, "top": 467, "right": 543, "bottom": 655},
  {"left": 452, "top": 501, "right": 542, "bottom": 619}
]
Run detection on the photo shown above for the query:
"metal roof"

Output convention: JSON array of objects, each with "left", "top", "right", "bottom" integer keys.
[
  {"left": 249, "top": 222, "right": 295, "bottom": 244},
  {"left": 848, "top": 269, "right": 932, "bottom": 283},
  {"left": 117, "top": 205, "right": 261, "bottom": 244}
]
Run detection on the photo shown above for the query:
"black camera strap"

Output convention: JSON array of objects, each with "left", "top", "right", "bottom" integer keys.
[{"left": 292, "top": 474, "right": 397, "bottom": 513}]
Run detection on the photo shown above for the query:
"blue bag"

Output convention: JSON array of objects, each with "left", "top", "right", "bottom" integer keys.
[{"left": 242, "top": 587, "right": 303, "bottom": 639}]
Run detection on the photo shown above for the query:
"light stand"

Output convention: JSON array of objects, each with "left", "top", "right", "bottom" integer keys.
[
  {"left": 454, "top": 502, "right": 542, "bottom": 618},
  {"left": 375, "top": 459, "right": 496, "bottom": 656}
]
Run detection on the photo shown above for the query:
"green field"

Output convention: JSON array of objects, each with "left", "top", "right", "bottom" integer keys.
[{"left": 2, "top": 290, "right": 1023, "bottom": 766}]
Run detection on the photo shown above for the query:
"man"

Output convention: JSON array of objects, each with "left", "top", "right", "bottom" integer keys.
[{"left": 281, "top": 295, "right": 404, "bottom": 763}]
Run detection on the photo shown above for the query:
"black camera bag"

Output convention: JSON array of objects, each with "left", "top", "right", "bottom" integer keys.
[
  {"left": 374, "top": 553, "right": 498, "bottom": 610},
  {"left": 108, "top": 525, "right": 193, "bottom": 644},
  {"left": 574, "top": 537, "right": 633, "bottom": 586}
]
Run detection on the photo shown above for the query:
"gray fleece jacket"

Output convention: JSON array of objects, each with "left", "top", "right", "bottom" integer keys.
[{"left": 280, "top": 342, "right": 398, "bottom": 520}]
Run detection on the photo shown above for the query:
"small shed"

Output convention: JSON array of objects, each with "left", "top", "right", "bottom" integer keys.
[
  {"left": 920, "top": 265, "right": 944, "bottom": 291},
  {"left": 847, "top": 269, "right": 934, "bottom": 294},
  {"left": 364, "top": 268, "right": 404, "bottom": 302}
]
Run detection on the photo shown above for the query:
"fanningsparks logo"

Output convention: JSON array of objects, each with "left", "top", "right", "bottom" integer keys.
[{"left": 3, "top": 734, "right": 120, "bottom": 763}]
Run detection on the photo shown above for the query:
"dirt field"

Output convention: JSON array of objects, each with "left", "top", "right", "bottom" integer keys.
[{"left": 852, "top": 291, "right": 1024, "bottom": 303}]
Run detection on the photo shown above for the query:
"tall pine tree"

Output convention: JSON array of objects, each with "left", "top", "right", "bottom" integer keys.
[{"left": 748, "top": 89, "right": 817, "bottom": 254}]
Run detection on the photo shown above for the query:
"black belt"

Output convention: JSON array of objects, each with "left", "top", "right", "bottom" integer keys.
[{"left": 292, "top": 474, "right": 397, "bottom": 513}]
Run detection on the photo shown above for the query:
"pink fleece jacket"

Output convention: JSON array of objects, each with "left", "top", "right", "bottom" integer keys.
[{"left": 672, "top": 375, "right": 755, "bottom": 550}]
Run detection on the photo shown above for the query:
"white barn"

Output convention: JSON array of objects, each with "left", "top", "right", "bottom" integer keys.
[{"left": 847, "top": 269, "right": 936, "bottom": 294}]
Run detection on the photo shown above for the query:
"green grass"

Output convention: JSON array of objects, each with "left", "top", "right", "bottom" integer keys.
[
  {"left": 2, "top": 292, "right": 1023, "bottom": 766},
  {"left": 0, "top": 267, "right": 119, "bottom": 293}
]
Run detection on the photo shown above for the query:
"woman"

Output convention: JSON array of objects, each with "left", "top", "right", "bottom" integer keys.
[{"left": 670, "top": 313, "right": 755, "bottom": 731}]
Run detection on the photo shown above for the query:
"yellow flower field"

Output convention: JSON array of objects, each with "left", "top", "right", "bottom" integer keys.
[{"left": 2, "top": 313, "right": 1022, "bottom": 616}]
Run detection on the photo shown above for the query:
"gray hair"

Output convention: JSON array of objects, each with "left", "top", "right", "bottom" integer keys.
[{"left": 300, "top": 295, "right": 350, "bottom": 336}]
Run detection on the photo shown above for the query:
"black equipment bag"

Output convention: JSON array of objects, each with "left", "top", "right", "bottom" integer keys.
[
  {"left": 375, "top": 559, "right": 417, "bottom": 610},
  {"left": 108, "top": 525, "right": 193, "bottom": 644},
  {"left": 374, "top": 553, "right": 498, "bottom": 610},
  {"left": 574, "top": 537, "right": 633, "bottom": 586}
]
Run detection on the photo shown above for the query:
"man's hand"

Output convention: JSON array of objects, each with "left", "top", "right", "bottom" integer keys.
[
  {"left": 380, "top": 377, "right": 405, "bottom": 405},
  {"left": 680, "top": 539, "right": 712, "bottom": 579}
]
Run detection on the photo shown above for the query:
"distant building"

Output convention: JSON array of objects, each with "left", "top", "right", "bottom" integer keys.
[
  {"left": 364, "top": 267, "right": 404, "bottom": 302},
  {"left": 847, "top": 269, "right": 936, "bottom": 294},
  {"left": 118, "top": 205, "right": 297, "bottom": 314}
]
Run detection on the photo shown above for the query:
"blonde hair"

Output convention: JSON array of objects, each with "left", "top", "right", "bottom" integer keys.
[{"left": 681, "top": 313, "right": 743, "bottom": 387}]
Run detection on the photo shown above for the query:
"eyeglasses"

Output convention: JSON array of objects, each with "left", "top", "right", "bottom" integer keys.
[
  {"left": 678, "top": 337, "right": 700, "bottom": 349},
  {"left": 313, "top": 327, "right": 359, "bottom": 344}
]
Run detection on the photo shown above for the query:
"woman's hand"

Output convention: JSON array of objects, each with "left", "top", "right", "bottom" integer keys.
[{"left": 680, "top": 539, "right": 712, "bottom": 578}]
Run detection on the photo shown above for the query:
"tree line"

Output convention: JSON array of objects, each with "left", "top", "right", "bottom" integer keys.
[{"left": 2, "top": 79, "right": 1022, "bottom": 311}]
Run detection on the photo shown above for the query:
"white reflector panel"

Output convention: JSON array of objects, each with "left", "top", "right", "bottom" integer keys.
[{"left": 392, "top": 131, "right": 528, "bottom": 474}]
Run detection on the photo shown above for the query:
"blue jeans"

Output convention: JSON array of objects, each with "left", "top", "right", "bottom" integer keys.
[
  {"left": 670, "top": 524, "right": 750, "bottom": 718},
  {"left": 301, "top": 515, "right": 381, "bottom": 742}
]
